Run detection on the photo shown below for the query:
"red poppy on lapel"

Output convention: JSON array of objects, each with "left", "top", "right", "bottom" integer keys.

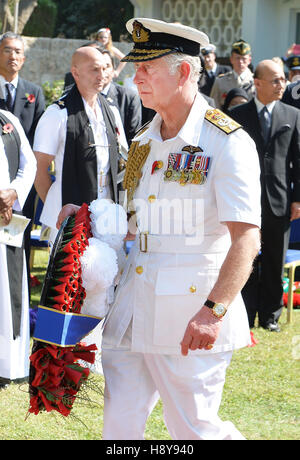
[
  {"left": 25, "top": 93, "right": 35, "bottom": 103},
  {"left": 2, "top": 123, "right": 14, "bottom": 134}
]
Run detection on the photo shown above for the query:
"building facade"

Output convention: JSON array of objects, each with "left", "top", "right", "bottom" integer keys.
[{"left": 129, "top": 0, "right": 300, "bottom": 66}]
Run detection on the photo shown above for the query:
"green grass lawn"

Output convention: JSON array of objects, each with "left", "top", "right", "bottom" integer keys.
[{"left": 0, "top": 250, "right": 299, "bottom": 440}]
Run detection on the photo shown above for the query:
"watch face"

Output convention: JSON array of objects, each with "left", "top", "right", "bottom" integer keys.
[{"left": 213, "top": 303, "right": 226, "bottom": 317}]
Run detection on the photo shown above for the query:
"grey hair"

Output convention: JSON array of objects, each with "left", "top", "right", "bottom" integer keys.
[
  {"left": 0, "top": 32, "right": 24, "bottom": 46},
  {"left": 163, "top": 52, "right": 202, "bottom": 83}
]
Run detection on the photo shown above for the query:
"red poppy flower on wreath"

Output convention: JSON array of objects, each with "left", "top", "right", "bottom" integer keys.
[
  {"left": 2, "top": 123, "right": 14, "bottom": 134},
  {"left": 25, "top": 93, "right": 35, "bottom": 103}
]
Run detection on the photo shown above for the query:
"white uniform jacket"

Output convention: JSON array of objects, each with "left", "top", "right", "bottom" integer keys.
[{"left": 103, "top": 93, "right": 261, "bottom": 355}]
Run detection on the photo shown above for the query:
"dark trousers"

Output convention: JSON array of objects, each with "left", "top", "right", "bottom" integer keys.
[
  {"left": 242, "top": 196, "right": 290, "bottom": 327},
  {"left": 22, "top": 185, "right": 37, "bottom": 301}
]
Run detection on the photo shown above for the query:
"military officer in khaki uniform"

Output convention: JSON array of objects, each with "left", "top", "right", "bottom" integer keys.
[{"left": 210, "top": 40, "right": 256, "bottom": 109}]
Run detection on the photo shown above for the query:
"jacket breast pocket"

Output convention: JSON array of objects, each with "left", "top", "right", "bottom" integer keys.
[{"left": 153, "top": 265, "right": 218, "bottom": 348}]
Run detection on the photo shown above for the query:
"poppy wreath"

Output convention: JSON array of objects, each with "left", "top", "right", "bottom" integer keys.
[{"left": 28, "top": 200, "right": 127, "bottom": 417}]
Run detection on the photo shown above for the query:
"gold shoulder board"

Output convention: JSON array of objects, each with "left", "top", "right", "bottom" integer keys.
[{"left": 204, "top": 109, "right": 241, "bottom": 135}]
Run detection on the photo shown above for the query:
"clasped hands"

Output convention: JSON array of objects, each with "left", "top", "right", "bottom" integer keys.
[{"left": 0, "top": 189, "right": 17, "bottom": 225}]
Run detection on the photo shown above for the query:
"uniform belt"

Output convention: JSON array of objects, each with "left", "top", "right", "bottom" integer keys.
[{"left": 139, "top": 232, "right": 230, "bottom": 254}]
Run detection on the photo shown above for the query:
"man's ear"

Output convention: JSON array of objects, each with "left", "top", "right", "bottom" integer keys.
[
  {"left": 71, "top": 65, "right": 78, "bottom": 81},
  {"left": 254, "top": 77, "right": 261, "bottom": 92},
  {"left": 179, "top": 61, "right": 191, "bottom": 85}
]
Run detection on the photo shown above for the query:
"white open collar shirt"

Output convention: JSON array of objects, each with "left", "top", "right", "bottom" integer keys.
[{"left": 33, "top": 96, "right": 126, "bottom": 230}]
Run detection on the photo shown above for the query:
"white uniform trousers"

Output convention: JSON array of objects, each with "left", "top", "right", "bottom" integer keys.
[{"left": 102, "top": 345, "right": 245, "bottom": 440}]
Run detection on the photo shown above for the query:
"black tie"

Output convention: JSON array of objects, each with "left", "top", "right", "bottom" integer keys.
[
  {"left": 5, "top": 83, "right": 14, "bottom": 112},
  {"left": 259, "top": 106, "right": 271, "bottom": 144}
]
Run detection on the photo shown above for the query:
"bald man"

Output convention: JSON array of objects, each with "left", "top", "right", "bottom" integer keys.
[
  {"left": 33, "top": 46, "right": 125, "bottom": 241},
  {"left": 230, "top": 60, "right": 300, "bottom": 331}
]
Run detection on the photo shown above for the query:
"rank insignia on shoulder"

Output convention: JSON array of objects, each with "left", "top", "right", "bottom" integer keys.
[
  {"left": 205, "top": 109, "right": 241, "bottom": 134},
  {"left": 54, "top": 99, "right": 65, "bottom": 109}
]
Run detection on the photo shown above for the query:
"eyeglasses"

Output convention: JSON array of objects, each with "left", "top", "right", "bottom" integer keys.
[{"left": 259, "top": 77, "right": 287, "bottom": 86}]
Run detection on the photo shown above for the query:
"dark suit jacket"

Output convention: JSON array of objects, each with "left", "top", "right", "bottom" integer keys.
[
  {"left": 105, "top": 82, "right": 142, "bottom": 144},
  {"left": 0, "top": 77, "right": 45, "bottom": 146},
  {"left": 230, "top": 99, "right": 300, "bottom": 217},
  {"left": 198, "top": 64, "right": 231, "bottom": 96}
]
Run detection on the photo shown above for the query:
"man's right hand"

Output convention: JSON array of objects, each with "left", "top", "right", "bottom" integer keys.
[
  {"left": 0, "top": 208, "right": 13, "bottom": 226},
  {"left": 56, "top": 204, "right": 80, "bottom": 229}
]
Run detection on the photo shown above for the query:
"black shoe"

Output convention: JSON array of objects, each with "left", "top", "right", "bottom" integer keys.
[
  {"left": 261, "top": 322, "right": 281, "bottom": 332},
  {"left": 0, "top": 377, "right": 10, "bottom": 390}
]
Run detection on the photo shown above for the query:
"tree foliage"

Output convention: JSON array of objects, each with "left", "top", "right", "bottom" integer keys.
[
  {"left": 0, "top": 0, "right": 38, "bottom": 33},
  {"left": 23, "top": 0, "right": 57, "bottom": 37},
  {"left": 53, "top": 0, "right": 133, "bottom": 40}
]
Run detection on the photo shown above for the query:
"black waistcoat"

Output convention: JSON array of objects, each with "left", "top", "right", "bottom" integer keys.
[
  {"left": 0, "top": 111, "right": 23, "bottom": 339},
  {"left": 58, "top": 84, "right": 120, "bottom": 207}
]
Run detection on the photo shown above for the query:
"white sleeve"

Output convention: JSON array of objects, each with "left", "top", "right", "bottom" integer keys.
[
  {"left": 0, "top": 111, "right": 37, "bottom": 210},
  {"left": 33, "top": 104, "right": 67, "bottom": 156},
  {"left": 214, "top": 130, "right": 261, "bottom": 228}
]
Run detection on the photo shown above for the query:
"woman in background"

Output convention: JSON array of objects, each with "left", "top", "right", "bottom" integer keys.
[
  {"left": 222, "top": 87, "right": 249, "bottom": 114},
  {"left": 96, "top": 27, "right": 126, "bottom": 79}
]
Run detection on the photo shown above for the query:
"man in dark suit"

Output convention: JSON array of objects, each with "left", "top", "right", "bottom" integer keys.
[
  {"left": 0, "top": 31, "right": 45, "bottom": 298},
  {"left": 0, "top": 32, "right": 45, "bottom": 146},
  {"left": 230, "top": 59, "right": 300, "bottom": 331},
  {"left": 101, "top": 49, "right": 142, "bottom": 145},
  {"left": 198, "top": 44, "right": 231, "bottom": 97}
]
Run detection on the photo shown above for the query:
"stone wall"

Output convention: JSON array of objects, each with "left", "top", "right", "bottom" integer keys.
[{"left": 20, "top": 36, "right": 134, "bottom": 87}]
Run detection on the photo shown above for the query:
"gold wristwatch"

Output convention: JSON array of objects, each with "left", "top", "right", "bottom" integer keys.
[{"left": 204, "top": 299, "right": 227, "bottom": 318}]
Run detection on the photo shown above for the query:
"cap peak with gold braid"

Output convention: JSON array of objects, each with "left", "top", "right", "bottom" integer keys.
[{"left": 122, "top": 17, "right": 209, "bottom": 62}]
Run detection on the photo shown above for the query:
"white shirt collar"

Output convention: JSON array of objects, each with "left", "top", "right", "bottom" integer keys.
[
  {"left": 0, "top": 75, "right": 18, "bottom": 98},
  {"left": 254, "top": 97, "right": 276, "bottom": 114},
  {"left": 135, "top": 92, "right": 209, "bottom": 146},
  {"left": 233, "top": 68, "right": 250, "bottom": 81},
  {"left": 207, "top": 63, "right": 217, "bottom": 74},
  {"left": 101, "top": 82, "right": 111, "bottom": 96},
  {"left": 7, "top": 76, "right": 18, "bottom": 88}
]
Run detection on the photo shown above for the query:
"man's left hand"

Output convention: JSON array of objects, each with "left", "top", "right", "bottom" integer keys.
[
  {"left": 180, "top": 306, "right": 222, "bottom": 356},
  {"left": 290, "top": 202, "right": 300, "bottom": 221},
  {"left": 56, "top": 203, "right": 80, "bottom": 229},
  {"left": 0, "top": 189, "right": 17, "bottom": 213},
  {"left": 0, "top": 208, "right": 13, "bottom": 226}
]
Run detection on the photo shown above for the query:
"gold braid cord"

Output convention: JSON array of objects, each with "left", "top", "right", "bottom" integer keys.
[{"left": 123, "top": 139, "right": 151, "bottom": 205}]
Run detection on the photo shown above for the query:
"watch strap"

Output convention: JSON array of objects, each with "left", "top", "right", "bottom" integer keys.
[{"left": 204, "top": 299, "right": 215, "bottom": 309}]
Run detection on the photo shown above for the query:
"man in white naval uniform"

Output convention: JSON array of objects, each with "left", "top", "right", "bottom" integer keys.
[
  {"left": 0, "top": 109, "right": 36, "bottom": 386},
  {"left": 57, "top": 19, "right": 261, "bottom": 440}
]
